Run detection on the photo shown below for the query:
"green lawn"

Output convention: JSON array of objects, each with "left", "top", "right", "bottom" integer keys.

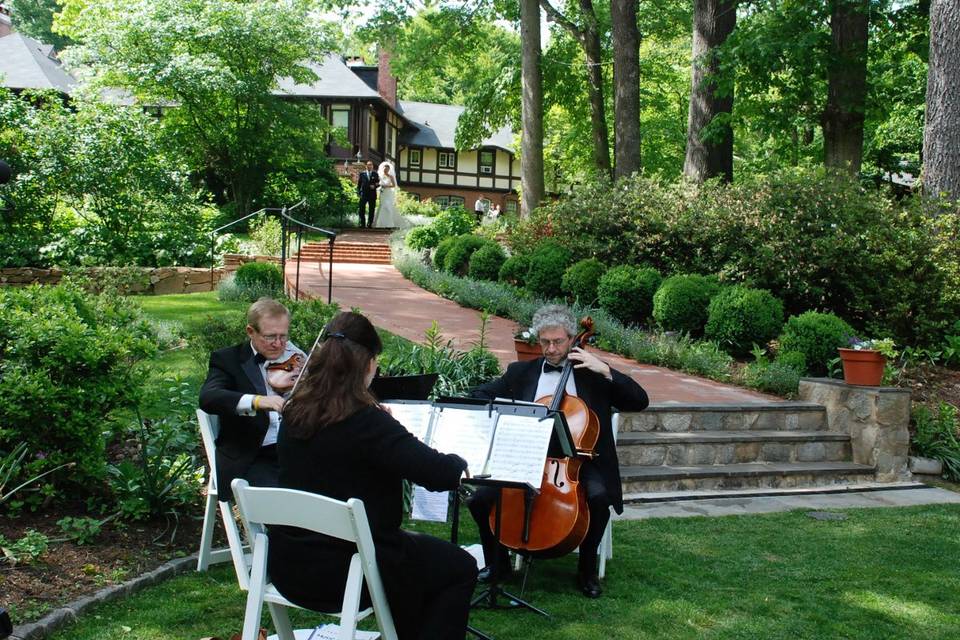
[
  {"left": 50, "top": 504, "right": 960, "bottom": 640},
  {"left": 137, "top": 290, "right": 246, "bottom": 324}
]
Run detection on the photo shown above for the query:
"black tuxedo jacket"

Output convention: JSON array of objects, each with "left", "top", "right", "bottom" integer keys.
[
  {"left": 357, "top": 170, "right": 379, "bottom": 200},
  {"left": 470, "top": 357, "right": 648, "bottom": 513},
  {"left": 199, "top": 341, "right": 272, "bottom": 502}
]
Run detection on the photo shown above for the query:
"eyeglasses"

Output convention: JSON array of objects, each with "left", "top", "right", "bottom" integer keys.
[
  {"left": 538, "top": 337, "right": 571, "bottom": 348},
  {"left": 258, "top": 333, "right": 289, "bottom": 343}
]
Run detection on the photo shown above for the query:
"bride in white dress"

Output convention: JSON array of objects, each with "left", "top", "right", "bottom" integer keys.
[{"left": 375, "top": 161, "right": 400, "bottom": 228}]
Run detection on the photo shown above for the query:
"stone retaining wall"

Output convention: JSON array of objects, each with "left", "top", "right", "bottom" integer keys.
[
  {"left": 0, "top": 266, "right": 225, "bottom": 294},
  {"left": 798, "top": 377, "right": 912, "bottom": 482},
  {"left": 222, "top": 253, "right": 281, "bottom": 272}
]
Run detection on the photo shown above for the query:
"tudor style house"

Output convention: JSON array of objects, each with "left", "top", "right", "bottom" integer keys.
[{"left": 277, "top": 51, "right": 521, "bottom": 214}]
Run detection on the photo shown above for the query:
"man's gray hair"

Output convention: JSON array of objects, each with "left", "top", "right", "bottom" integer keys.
[{"left": 531, "top": 304, "right": 576, "bottom": 337}]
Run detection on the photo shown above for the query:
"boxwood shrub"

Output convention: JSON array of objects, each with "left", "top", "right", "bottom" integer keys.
[
  {"left": 405, "top": 225, "right": 440, "bottom": 250},
  {"left": 469, "top": 243, "right": 507, "bottom": 281},
  {"left": 562, "top": 258, "right": 607, "bottom": 305},
  {"left": 442, "top": 234, "right": 490, "bottom": 275},
  {"left": 597, "top": 265, "right": 662, "bottom": 325},
  {"left": 234, "top": 261, "right": 283, "bottom": 291},
  {"left": 499, "top": 254, "right": 531, "bottom": 287},
  {"left": 525, "top": 240, "right": 573, "bottom": 299},
  {"left": 433, "top": 236, "right": 457, "bottom": 271},
  {"left": 705, "top": 285, "right": 784, "bottom": 355},
  {"left": 777, "top": 311, "right": 855, "bottom": 375},
  {"left": 652, "top": 274, "right": 720, "bottom": 335}
]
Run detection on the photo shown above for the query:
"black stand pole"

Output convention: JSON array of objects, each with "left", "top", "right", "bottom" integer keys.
[{"left": 470, "top": 488, "right": 548, "bottom": 617}]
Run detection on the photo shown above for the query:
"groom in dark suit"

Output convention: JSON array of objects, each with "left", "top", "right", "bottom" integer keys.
[
  {"left": 467, "top": 304, "right": 649, "bottom": 598},
  {"left": 356, "top": 160, "right": 379, "bottom": 228},
  {"left": 199, "top": 298, "right": 305, "bottom": 502}
]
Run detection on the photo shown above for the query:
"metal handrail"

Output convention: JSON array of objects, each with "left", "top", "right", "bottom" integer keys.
[{"left": 209, "top": 199, "right": 337, "bottom": 304}]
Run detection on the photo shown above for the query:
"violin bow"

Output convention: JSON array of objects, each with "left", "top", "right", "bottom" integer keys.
[{"left": 287, "top": 328, "right": 325, "bottom": 399}]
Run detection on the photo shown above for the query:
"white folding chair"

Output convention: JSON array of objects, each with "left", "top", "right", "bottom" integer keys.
[
  {"left": 196, "top": 409, "right": 251, "bottom": 589},
  {"left": 232, "top": 479, "right": 398, "bottom": 640}
]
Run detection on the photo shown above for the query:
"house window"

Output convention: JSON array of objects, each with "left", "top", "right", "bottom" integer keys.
[
  {"left": 368, "top": 112, "right": 379, "bottom": 151},
  {"left": 386, "top": 125, "right": 395, "bottom": 158},
  {"left": 438, "top": 151, "right": 456, "bottom": 169},
  {"left": 505, "top": 201, "right": 518, "bottom": 214},
  {"left": 448, "top": 196, "right": 465, "bottom": 208},
  {"left": 409, "top": 149, "right": 422, "bottom": 167},
  {"left": 331, "top": 106, "right": 349, "bottom": 133},
  {"left": 433, "top": 196, "right": 449, "bottom": 208},
  {"left": 479, "top": 150, "right": 494, "bottom": 174},
  {"left": 407, "top": 192, "right": 421, "bottom": 202}
]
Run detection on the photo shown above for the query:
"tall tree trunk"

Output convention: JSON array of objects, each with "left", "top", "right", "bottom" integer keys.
[
  {"left": 683, "top": 0, "right": 736, "bottom": 183},
  {"left": 822, "top": 0, "right": 869, "bottom": 175},
  {"left": 540, "top": 0, "right": 611, "bottom": 178},
  {"left": 612, "top": 0, "right": 641, "bottom": 179},
  {"left": 521, "top": 0, "right": 545, "bottom": 216},
  {"left": 923, "top": 0, "right": 960, "bottom": 200}
]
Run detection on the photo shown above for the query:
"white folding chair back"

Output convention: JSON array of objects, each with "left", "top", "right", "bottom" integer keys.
[
  {"left": 597, "top": 413, "right": 620, "bottom": 579},
  {"left": 196, "top": 409, "right": 251, "bottom": 589},
  {"left": 232, "top": 479, "right": 398, "bottom": 640}
]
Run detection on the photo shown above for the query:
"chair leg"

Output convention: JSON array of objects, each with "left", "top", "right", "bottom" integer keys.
[
  {"left": 197, "top": 491, "right": 218, "bottom": 571},
  {"left": 266, "top": 602, "right": 295, "bottom": 640},
  {"left": 598, "top": 519, "right": 612, "bottom": 579},
  {"left": 243, "top": 534, "right": 269, "bottom": 640},
  {"left": 221, "top": 501, "right": 251, "bottom": 590}
]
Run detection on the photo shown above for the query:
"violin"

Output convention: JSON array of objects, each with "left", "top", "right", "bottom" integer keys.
[
  {"left": 266, "top": 353, "right": 305, "bottom": 394},
  {"left": 489, "top": 318, "right": 599, "bottom": 558}
]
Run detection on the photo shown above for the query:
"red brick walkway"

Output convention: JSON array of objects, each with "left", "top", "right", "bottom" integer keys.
[{"left": 286, "top": 257, "right": 777, "bottom": 405}]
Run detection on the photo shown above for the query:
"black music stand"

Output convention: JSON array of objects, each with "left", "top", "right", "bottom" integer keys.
[
  {"left": 370, "top": 373, "right": 439, "bottom": 401},
  {"left": 465, "top": 477, "right": 548, "bottom": 617}
]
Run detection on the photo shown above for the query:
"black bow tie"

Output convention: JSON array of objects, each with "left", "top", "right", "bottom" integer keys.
[
  {"left": 254, "top": 352, "right": 267, "bottom": 365},
  {"left": 543, "top": 363, "right": 564, "bottom": 374}
]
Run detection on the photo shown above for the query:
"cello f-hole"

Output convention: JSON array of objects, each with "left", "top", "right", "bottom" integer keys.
[{"left": 551, "top": 459, "right": 565, "bottom": 488}]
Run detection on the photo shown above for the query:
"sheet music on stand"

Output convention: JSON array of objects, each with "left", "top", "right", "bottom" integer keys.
[{"left": 382, "top": 398, "right": 562, "bottom": 490}]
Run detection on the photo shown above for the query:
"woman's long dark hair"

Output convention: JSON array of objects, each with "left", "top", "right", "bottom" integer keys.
[{"left": 282, "top": 311, "right": 383, "bottom": 439}]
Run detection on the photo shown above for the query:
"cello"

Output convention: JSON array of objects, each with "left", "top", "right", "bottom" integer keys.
[{"left": 489, "top": 318, "right": 600, "bottom": 558}]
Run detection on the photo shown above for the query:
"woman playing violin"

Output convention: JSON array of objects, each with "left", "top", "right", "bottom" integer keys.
[
  {"left": 270, "top": 311, "right": 477, "bottom": 640},
  {"left": 467, "top": 304, "right": 649, "bottom": 599}
]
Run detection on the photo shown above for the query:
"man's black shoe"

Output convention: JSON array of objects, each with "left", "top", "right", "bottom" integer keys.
[
  {"left": 477, "top": 565, "right": 497, "bottom": 584},
  {"left": 576, "top": 572, "right": 603, "bottom": 599}
]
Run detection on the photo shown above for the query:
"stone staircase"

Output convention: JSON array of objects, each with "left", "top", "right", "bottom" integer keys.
[
  {"left": 617, "top": 400, "right": 879, "bottom": 501},
  {"left": 294, "top": 240, "right": 391, "bottom": 265}
]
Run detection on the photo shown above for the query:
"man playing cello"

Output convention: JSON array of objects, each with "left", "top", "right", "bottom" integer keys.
[{"left": 467, "top": 304, "right": 649, "bottom": 598}]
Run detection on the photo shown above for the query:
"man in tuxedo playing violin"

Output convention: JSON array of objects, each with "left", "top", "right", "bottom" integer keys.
[
  {"left": 199, "top": 297, "right": 305, "bottom": 502},
  {"left": 467, "top": 304, "right": 648, "bottom": 598}
]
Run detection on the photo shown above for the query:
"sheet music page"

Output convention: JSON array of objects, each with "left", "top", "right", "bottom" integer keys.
[
  {"left": 308, "top": 625, "right": 379, "bottom": 640},
  {"left": 430, "top": 408, "right": 495, "bottom": 474},
  {"left": 383, "top": 402, "right": 434, "bottom": 442},
  {"left": 411, "top": 485, "right": 449, "bottom": 522},
  {"left": 485, "top": 414, "right": 553, "bottom": 487}
]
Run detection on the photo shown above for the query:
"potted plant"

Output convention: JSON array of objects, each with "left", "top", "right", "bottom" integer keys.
[
  {"left": 513, "top": 327, "right": 542, "bottom": 361},
  {"left": 838, "top": 337, "right": 897, "bottom": 386}
]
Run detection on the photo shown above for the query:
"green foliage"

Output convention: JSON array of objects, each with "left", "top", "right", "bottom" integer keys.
[
  {"left": 912, "top": 403, "right": 960, "bottom": 482},
  {"left": 247, "top": 215, "right": 283, "bottom": 256},
  {"left": 406, "top": 225, "right": 441, "bottom": 251},
  {"left": 498, "top": 254, "right": 531, "bottom": 287},
  {"left": 184, "top": 310, "right": 247, "bottom": 364},
  {"left": 433, "top": 236, "right": 457, "bottom": 271},
  {"left": 513, "top": 170, "right": 960, "bottom": 346},
  {"left": 442, "top": 234, "right": 490, "bottom": 275},
  {"left": 431, "top": 207, "right": 476, "bottom": 240},
  {"left": 57, "top": 516, "right": 105, "bottom": 545},
  {"left": 0, "top": 529, "right": 49, "bottom": 564},
  {"left": 743, "top": 348, "right": 805, "bottom": 398},
  {"left": 378, "top": 321, "right": 501, "bottom": 398},
  {"left": 397, "top": 192, "right": 442, "bottom": 218},
  {"left": 0, "top": 90, "right": 215, "bottom": 267},
  {"left": 525, "top": 240, "right": 573, "bottom": 299},
  {"left": 59, "top": 0, "right": 335, "bottom": 214},
  {"left": 652, "top": 274, "right": 720, "bottom": 335},
  {"left": 561, "top": 258, "right": 607, "bottom": 305},
  {"left": 468, "top": 243, "right": 507, "bottom": 282},
  {"left": 230, "top": 262, "right": 283, "bottom": 300},
  {"left": 705, "top": 286, "right": 785, "bottom": 356},
  {"left": 287, "top": 298, "right": 340, "bottom": 350},
  {"left": 0, "top": 283, "right": 157, "bottom": 496},
  {"left": 778, "top": 311, "right": 856, "bottom": 376},
  {"left": 597, "top": 265, "right": 661, "bottom": 325}
]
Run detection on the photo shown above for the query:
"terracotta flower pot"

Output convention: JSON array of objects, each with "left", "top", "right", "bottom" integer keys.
[
  {"left": 838, "top": 348, "right": 886, "bottom": 386},
  {"left": 514, "top": 339, "right": 542, "bottom": 362}
]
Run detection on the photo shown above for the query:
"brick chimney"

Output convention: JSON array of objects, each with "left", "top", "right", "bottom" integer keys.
[{"left": 377, "top": 49, "right": 397, "bottom": 109}]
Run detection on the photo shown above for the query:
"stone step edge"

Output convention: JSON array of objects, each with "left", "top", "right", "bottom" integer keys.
[
  {"left": 621, "top": 481, "right": 929, "bottom": 503},
  {"left": 619, "top": 430, "right": 849, "bottom": 445},
  {"left": 645, "top": 401, "right": 824, "bottom": 412},
  {"left": 621, "top": 461, "right": 875, "bottom": 481}
]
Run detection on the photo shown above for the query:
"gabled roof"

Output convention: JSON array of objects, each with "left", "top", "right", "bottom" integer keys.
[
  {"left": 398, "top": 100, "right": 514, "bottom": 152},
  {"left": 274, "top": 54, "right": 383, "bottom": 101},
  {"left": 0, "top": 33, "right": 76, "bottom": 94}
]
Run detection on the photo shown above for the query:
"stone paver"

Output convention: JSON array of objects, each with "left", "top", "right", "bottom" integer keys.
[{"left": 287, "top": 260, "right": 778, "bottom": 405}]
